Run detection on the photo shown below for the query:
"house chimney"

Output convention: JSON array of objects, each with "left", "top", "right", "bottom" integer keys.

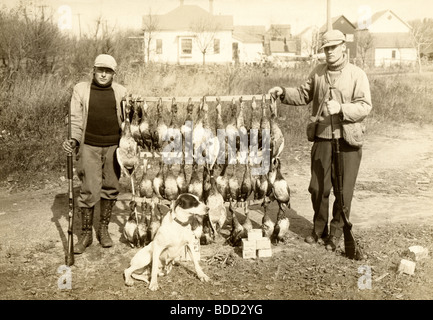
[{"left": 209, "top": 0, "right": 214, "bottom": 14}]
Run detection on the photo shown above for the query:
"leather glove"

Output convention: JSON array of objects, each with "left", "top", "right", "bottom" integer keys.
[
  {"left": 326, "top": 99, "right": 342, "bottom": 115},
  {"left": 63, "top": 139, "right": 77, "bottom": 154},
  {"left": 268, "top": 86, "right": 285, "bottom": 101}
]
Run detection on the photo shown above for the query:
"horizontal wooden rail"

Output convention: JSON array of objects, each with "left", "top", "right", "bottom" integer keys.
[{"left": 130, "top": 94, "right": 275, "bottom": 103}]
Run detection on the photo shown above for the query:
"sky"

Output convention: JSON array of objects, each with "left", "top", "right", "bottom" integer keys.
[{"left": 2, "top": 0, "right": 433, "bottom": 36}]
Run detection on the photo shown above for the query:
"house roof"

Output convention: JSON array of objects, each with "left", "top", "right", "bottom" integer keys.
[
  {"left": 356, "top": 9, "right": 412, "bottom": 30},
  {"left": 372, "top": 32, "right": 414, "bottom": 48},
  {"left": 143, "top": 5, "right": 234, "bottom": 31},
  {"left": 270, "top": 40, "right": 297, "bottom": 53},
  {"left": 266, "top": 24, "right": 292, "bottom": 39},
  {"left": 233, "top": 25, "right": 265, "bottom": 43},
  {"left": 297, "top": 25, "right": 318, "bottom": 37},
  {"left": 319, "top": 15, "right": 357, "bottom": 32}
]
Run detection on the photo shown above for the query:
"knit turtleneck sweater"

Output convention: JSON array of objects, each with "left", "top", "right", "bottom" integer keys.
[
  {"left": 327, "top": 53, "right": 348, "bottom": 72},
  {"left": 84, "top": 80, "right": 120, "bottom": 146}
]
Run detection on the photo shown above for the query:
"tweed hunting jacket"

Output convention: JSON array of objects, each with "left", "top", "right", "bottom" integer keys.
[
  {"left": 69, "top": 80, "right": 127, "bottom": 153},
  {"left": 281, "top": 62, "right": 372, "bottom": 140}
]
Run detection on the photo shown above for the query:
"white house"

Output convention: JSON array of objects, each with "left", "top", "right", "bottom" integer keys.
[
  {"left": 357, "top": 10, "right": 417, "bottom": 67},
  {"left": 143, "top": 4, "right": 233, "bottom": 65},
  {"left": 232, "top": 25, "right": 265, "bottom": 64},
  {"left": 297, "top": 25, "right": 320, "bottom": 57}
]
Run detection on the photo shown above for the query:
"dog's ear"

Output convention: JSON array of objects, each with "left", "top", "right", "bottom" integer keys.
[{"left": 175, "top": 194, "right": 201, "bottom": 210}]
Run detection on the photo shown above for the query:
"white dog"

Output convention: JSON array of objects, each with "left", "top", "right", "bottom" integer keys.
[{"left": 123, "top": 193, "right": 210, "bottom": 291}]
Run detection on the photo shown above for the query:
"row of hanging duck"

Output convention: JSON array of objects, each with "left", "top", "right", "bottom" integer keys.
[
  {"left": 120, "top": 95, "right": 284, "bottom": 161},
  {"left": 117, "top": 94, "right": 290, "bottom": 248}
]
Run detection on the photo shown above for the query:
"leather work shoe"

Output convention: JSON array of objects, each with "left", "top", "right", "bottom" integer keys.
[
  {"left": 97, "top": 199, "right": 115, "bottom": 248},
  {"left": 74, "top": 207, "right": 94, "bottom": 254},
  {"left": 325, "top": 235, "right": 339, "bottom": 251}
]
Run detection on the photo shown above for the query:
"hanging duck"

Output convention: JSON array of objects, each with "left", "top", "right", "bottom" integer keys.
[{"left": 268, "top": 157, "right": 290, "bottom": 244}]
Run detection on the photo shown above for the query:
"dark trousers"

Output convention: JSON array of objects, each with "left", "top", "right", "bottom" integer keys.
[
  {"left": 76, "top": 144, "right": 121, "bottom": 208},
  {"left": 308, "top": 139, "right": 362, "bottom": 239}
]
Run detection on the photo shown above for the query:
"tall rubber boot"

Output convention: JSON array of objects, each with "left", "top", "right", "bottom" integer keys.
[
  {"left": 97, "top": 199, "right": 115, "bottom": 248},
  {"left": 74, "top": 207, "right": 94, "bottom": 254}
]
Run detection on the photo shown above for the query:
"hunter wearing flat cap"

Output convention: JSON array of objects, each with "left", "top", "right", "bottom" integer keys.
[{"left": 268, "top": 29, "right": 372, "bottom": 252}]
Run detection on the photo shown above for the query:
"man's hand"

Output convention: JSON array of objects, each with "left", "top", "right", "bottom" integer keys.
[
  {"left": 326, "top": 99, "right": 342, "bottom": 115},
  {"left": 268, "top": 86, "right": 284, "bottom": 100},
  {"left": 63, "top": 139, "right": 77, "bottom": 154}
]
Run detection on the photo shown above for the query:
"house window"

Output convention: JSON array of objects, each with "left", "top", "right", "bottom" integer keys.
[
  {"left": 214, "top": 39, "right": 220, "bottom": 54},
  {"left": 392, "top": 50, "right": 396, "bottom": 59},
  {"left": 156, "top": 39, "right": 162, "bottom": 54},
  {"left": 181, "top": 38, "right": 192, "bottom": 55}
]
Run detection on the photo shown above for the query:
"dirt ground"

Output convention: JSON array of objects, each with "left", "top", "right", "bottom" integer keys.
[{"left": 0, "top": 122, "right": 432, "bottom": 301}]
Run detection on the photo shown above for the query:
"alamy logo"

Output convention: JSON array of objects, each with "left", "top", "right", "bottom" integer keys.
[
  {"left": 357, "top": 265, "right": 372, "bottom": 290},
  {"left": 160, "top": 121, "right": 271, "bottom": 175},
  {"left": 57, "top": 265, "right": 72, "bottom": 290},
  {"left": 357, "top": 5, "right": 372, "bottom": 30},
  {"left": 57, "top": 5, "right": 72, "bottom": 30}
]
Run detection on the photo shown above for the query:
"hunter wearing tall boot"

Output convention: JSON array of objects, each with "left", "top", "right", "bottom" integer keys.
[
  {"left": 268, "top": 30, "right": 372, "bottom": 252},
  {"left": 62, "top": 54, "right": 127, "bottom": 254}
]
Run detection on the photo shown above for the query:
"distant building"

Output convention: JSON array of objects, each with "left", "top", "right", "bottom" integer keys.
[
  {"left": 139, "top": 2, "right": 418, "bottom": 68},
  {"left": 142, "top": 3, "right": 233, "bottom": 64},
  {"left": 232, "top": 25, "right": 265, "bottom": 64},
  {"left": 313, "top": 10, "right": 416, "bottom": 67},
  {"left": 297, "top": 25, "right": 320, "bottom": 57},
  {"left": 264, "top": 24, "right": 299, "bottom": 61},
  {"left": 355, "top": 9, "right": 417, "bottom": 67}
]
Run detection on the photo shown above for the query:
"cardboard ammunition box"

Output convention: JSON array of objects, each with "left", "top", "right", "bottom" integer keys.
[
  {"left": 242, "top": 238, "right": 257, "bottom": 250},
  {"left": 256, "top": 238, "right": 271, "bottom": 250},
  {"left": 242, "top": 247, "right": 257, "bottom": 259},
  {"left": 257, "top": 248, "right": 272, "bottom": 258}
]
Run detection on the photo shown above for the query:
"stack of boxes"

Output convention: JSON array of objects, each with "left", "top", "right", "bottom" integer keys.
[{"left": 242, "top": 229, "right": 272, "bottom": 259}]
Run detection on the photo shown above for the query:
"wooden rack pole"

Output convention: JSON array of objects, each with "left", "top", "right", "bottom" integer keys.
[{"left": 136, "top": 94, "right": 274, "bottom": 103}]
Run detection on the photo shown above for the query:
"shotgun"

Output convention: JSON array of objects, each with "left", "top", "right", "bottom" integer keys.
[
  {"left": 65, "top": 105, "right": 75, "bottom": 266},
  {"left": 329, "top": 90, "right": 362, "bottom": 260}
]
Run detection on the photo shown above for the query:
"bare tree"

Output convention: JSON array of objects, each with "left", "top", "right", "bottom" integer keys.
[
  {"left": 141, "top": 9, "right": 159, "bottom": 65},
  {"left": 356, "top": 29, "right": 374, "bottom": 68},
  {"left": 190, "top": 16, "right": 221, "bottom": 65},
  {"left": 408, "top": 18, "right": 433, "bottom": 72},
  {"left": 0, "top": 2, "right": 67, "bottom": 77}
]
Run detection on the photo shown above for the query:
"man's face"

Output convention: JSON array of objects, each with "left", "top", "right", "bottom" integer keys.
[
  {"left": 93, "top": 67, "right": 115, "bottom": 86},
  {"left": 324, "top": 43, "right": 346, "bottom": 64}
]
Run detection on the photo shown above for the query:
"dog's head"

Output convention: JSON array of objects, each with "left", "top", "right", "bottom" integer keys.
[
  {"left": 171, "top": 193, "right": 209, "bottom": 238},
  {"left": 173, "top": 193, "right": 208, "bottom": 216}
]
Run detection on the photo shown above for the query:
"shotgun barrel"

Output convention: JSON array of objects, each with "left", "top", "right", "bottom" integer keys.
[
  {"left": 65, "top": 105, "right": 75, "bottom": 266},
  {"left": 329, "top": 89, "right": 361, "bottom": 260}
]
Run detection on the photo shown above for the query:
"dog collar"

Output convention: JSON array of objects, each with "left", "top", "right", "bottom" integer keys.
[{"left": 174, "top": 216, "right": 192, "bottom": 227}]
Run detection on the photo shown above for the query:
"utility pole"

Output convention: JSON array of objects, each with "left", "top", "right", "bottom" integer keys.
[
  {"left": 75, "top": 13, "right": 82, "bottom": 39},
  {"left": 327, "top": 0, "right": 332, "bottom": 31},
  {"left": 37, "top": 5, "right": 48, "bottom": 21}
]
